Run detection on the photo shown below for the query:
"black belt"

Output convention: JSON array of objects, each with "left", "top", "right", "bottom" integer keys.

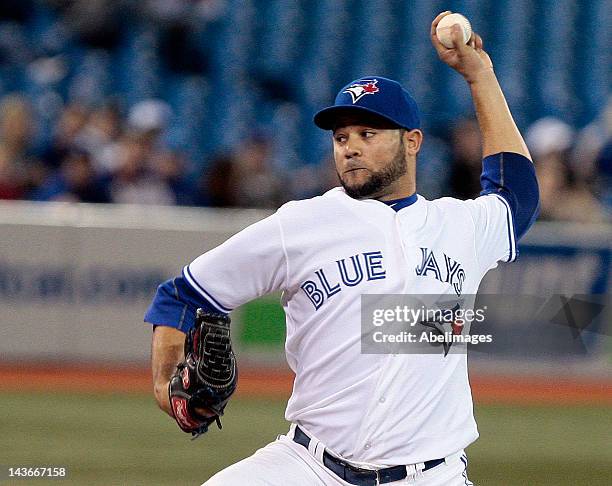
[{"left": 292, "top": 426, "right": 445, "bottom": 486}]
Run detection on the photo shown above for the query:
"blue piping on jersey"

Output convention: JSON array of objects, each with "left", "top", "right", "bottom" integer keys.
[
  {"left": 183, "top": 265, "right": 232, "bottom": 313},
  {"left": 491, "top": 193, "right": 517, "bottom": 262}
]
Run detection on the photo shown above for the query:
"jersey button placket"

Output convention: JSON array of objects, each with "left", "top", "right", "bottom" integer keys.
[
  {"left": 353, "top": 357, "right": 389, "bottom": 455},
  {"left": 394, "top": 212, "right": 415, "bottom": 295}
]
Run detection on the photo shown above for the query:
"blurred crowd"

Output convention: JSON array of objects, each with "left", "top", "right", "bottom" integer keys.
[
  {"left": 0, "top": 1, "right": 610, "bottom": 223},
  {"left": 0, "top": 92, "right": 322, "bottom": 208},
  {"left": 1, "top": 90, "right": 611, "bottom": 223},
  {"left": 446, "top": 108, "right": 612, "bottom": 224}
]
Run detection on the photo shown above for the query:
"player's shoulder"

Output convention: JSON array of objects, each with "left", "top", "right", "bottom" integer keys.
[
  {"left": 277, "top": 187, "right": 345, "bottom": 212},
  {"left": 426, "top": 194, "right": 508, "bottom": 227},
  {"left": 424, "top": 195, "right": 475, "bottom": 215},
  {"left": 275, "top": 187, "right": 351, "bottom": 227},
  {"left": 427, "top": 194, "right": 502, "bottom": 211}
]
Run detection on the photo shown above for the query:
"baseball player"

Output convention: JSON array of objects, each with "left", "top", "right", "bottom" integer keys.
[{"left": 145, "top": 12, "right": 539, "bottom": 485}]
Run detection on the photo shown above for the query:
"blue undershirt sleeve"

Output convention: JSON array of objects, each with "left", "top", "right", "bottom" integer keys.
[
  {"left": 144, "top": 276, "right": 224, "bottom": 333},
  {"left": 480, "top": 152, "right": 540, "bottom": 240}
]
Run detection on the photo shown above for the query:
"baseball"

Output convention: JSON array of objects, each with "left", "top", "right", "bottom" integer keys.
[{"left": 436, "top": 13, "right": 472, "bottom": 49}]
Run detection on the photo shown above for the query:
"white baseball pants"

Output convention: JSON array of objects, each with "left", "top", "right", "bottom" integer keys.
[{"left": 202, "top": 428, "right": 473, "bottom": 486}]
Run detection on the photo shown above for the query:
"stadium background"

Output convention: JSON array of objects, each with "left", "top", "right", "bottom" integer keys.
[{"left": 0, "top": 1, "right": 610, "bottom": 485}]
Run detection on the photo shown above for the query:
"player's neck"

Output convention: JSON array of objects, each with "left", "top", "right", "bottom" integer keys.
[{"left": 375, "top": 176, "right": 416, "bottom": 202}]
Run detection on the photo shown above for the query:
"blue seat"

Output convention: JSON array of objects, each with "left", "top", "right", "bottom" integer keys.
[
  {"left": 256, "top": 0, "right": 302, "bottom": 76},
  {"left": 531, "top": 0, "right": 578, "bottom": 121},
  {"left": 3, "top": 0, "right": 610, "bottom": 188},
  {"left": 571, "top": 0, "right": 610, "bottom": 126},
  {"left": 348, "top": 0, "right": 395, "bottom": 76},
  {"left": 164, "top": 75, "right": 211, "bottom": 169},
  {"left": 112, "top": 27, "right": 162, "bottom": 104}
]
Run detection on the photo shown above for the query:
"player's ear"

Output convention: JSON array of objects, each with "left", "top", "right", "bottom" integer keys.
[{"left": 403, "top": 129, "right": 423, "bottom": 156}]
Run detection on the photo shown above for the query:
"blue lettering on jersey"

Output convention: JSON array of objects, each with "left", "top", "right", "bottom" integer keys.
[
  {"left": 301, "top": 280, "right": 325, "bottom": 310},
  {"left": 415, "top": 248, "right": 442, "bottom": 280},
  {"left": 415, "top": 248, "right": 465, "bottom": 296},
  {"left": 301, "top": 251, "right": 386, "bottom": 310},
  {"left": 316, "top": 269, "right": 341, "bottom": 297},
  {"left": 363, "top": 251, "right": 386, "bottom": 280},
  {"left": 337, "top": 255, "right": 364, "bottom": 286}
]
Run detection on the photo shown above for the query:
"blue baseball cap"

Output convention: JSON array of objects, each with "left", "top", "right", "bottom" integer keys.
[{"left": 314, "top": 76, "right": 420, "bottom": 130}]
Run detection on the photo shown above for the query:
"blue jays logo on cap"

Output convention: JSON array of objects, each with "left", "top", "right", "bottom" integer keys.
[
  {"left": 313, "top": 75, "right": 420, "bottom": 131},
  {"left": 343, "top": 79, "right": 380, "bottom": 104}
]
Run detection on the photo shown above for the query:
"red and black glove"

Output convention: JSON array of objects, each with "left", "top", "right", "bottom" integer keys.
[{"left": 169, "top": 309, "right": 237, "bottom": 438}]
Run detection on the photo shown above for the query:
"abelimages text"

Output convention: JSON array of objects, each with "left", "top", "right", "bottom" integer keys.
[{"left": 372, "top": 331, "right": 493, "bottom": 344}]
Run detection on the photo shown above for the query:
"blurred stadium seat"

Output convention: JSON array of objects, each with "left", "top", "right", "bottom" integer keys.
[{"left": 0, "top": 0, "right": 609, "bottom": 210}]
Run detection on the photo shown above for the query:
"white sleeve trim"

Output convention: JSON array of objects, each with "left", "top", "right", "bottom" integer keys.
[{"left": 490, "top": 193, "right": 517, "bottom": 262}]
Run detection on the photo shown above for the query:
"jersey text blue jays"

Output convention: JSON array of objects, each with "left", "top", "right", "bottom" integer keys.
[{"left": 301, "top": 251, "right": 386, "bottom": 310}]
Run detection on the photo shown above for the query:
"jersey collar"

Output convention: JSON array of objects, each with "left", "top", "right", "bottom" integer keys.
[
  {"left": 382, "top": 193, "right": 418, "bottom": 212},
  {"left": 331, "top": 187, "right": 428, "bottom": 232}
]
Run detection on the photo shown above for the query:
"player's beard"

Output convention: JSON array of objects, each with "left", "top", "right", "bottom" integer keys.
[{"left": 338, "top": 139, "right": 407, "bottom": 199}]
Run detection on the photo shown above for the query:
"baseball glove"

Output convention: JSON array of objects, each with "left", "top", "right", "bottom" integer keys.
[{"left": 169, "top": 309, "right": 237, "bottom": 438}]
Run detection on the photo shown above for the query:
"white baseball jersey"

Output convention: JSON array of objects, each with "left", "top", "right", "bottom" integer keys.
[{"left": 184, "top": 187, "right": 515, "bottom": 466}]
